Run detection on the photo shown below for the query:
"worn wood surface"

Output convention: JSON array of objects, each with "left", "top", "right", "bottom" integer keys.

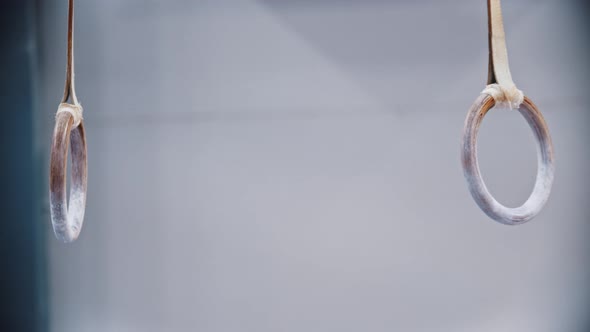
[
  {"left": 461, "top": 94, "right": 555, "bottom": 225},
  {"left": 50, "top": 112, "right": 87, "bottom": 242}
]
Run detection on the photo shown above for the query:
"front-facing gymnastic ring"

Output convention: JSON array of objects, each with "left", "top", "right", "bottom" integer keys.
[
  {"left": 49, "top": 104, "right": 88, "bottom": 242},
  {"left": 461, "top": 94, "right": 554, "bottom": 225}
]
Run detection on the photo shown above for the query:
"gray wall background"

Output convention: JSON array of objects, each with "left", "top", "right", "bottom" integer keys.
[{"left": 37, "top": 1, "right": 590, "bottom": 331}]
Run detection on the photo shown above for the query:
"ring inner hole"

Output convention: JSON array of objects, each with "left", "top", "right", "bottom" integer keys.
[
  {"left": 476, "top": 106, "right": 537, "bottom": 208},
  {"left": 66, "top": 145, "right": 72, "bottom": 209}
]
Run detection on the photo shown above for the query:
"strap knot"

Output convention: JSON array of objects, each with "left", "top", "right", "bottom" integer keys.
[
  {"left": 57, "top": 103, "right": 83, "bottom": 128},
  {"left": 481, "top": 83, "right": 524, "bottom": 110}
]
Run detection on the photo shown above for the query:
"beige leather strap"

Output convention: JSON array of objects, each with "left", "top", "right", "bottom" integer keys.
[
  {"left": 485, "top": 0, "right": 523, "bottom": 109},
  {"left": 61, "top": 0, "right": 80, "bottom": 109}
]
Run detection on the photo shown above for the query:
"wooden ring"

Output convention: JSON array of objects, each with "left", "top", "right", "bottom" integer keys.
[
  {"left": 49, "top": 108, "right": 87, "bottom": 242},
  {"left": 461, "top": 94, "right": 554, "bottom": 225}
]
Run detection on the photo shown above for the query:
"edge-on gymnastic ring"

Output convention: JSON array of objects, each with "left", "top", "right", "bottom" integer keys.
[
  {"left": 461, "top": 94, "right": 554, "bottom": 225},
  {"left": 49, "top": 104, "right": 88, "bottom": 242}
]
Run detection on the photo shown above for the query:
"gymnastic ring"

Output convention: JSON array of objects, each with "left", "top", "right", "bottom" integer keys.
[
  {"left": 49, "top": 106, "right": 87, "bottom": 242},
  {"left": 461, "top": 94, "right": 554, "bottom": 225}
]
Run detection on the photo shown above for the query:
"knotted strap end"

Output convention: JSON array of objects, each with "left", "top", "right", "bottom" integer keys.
[
  {"left": 481, "top": 83, "right": 524, "bottom": 110},
  {"left": 57, "top": 103, "right": 83, "bottom": 128}
]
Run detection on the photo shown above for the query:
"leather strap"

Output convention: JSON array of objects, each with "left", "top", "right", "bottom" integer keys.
[
  {"left": 485, "top": 0, "right": 523, "bottom": 109},
  {"left": 61, "top": 0, "right": 80, "bottom": 108}
]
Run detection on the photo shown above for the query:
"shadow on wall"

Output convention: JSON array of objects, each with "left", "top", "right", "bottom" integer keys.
[{"left": 0, "top": 1, "right": 47, "bottom": 332}]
